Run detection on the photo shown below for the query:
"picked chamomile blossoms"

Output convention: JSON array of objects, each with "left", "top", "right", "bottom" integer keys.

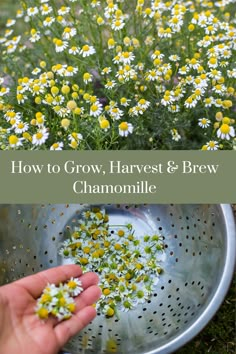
[
  {"left": 35, "top": 277, "right": 83, "bottom": 321},
  {"left": 0, "top": 0, "right": 235, "bottom": 150},
  {"left": 59, "top": 207, "right": 165, "bottom": 318}
]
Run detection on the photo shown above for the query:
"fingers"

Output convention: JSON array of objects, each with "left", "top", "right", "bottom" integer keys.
[
  {"left": 14, "top": 265, "right": 83, "bottom": 298},
  {"left": 74, "top": 284, "right": 101, "bottom": 313},
  {"left": 54, "top": 284, "right": 101, "bottom": 348},
  {"left": 55, "top": 306, "right": 97, "bottom": 348}
]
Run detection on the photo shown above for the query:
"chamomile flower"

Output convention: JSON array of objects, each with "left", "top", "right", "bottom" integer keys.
[
  {"left": 69, "top": 46, "right": 79, "bottom": 55},
  {"left": 14, "top": 121, "right": 29, "bottom": 133},
  {"left": 50, "top": 142, "right": 64, "bottom": 150},
  {"left": 54, "top": 39, "right": 68, "bottom": 52},
  {"left": 118, "top": 122, "right": 133, "bottom": 137},
  {"left": 206, "top": 140, "right": 219, "bottom": 150},
  {"left": 217, "top": 124, "right": 235, "bottom": 140},
  {"left": 198, "top": 118, "right": 211, "bottom": 128},
  {"left": 8, "top": 135, "right": 23, "bottom": 148},
  {"left": 80, "top": 44, "right": 96, "bottom": 57},
  {"left": 32, "top": 128, "right": 49, "bottom": 146},
  {"left": 65, "top": 278, "right": 83, "bottom": 296},
  {"left": 99, "top": 116, "right": 110, "bottom": 131},
  {"left": 90, "top": 102, "right": 103, "bottom": 117}
]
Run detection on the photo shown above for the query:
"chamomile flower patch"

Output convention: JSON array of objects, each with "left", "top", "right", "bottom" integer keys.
[
  {"left": 59, "top": 207, "right": 165, "bottom": 318},
  {"left": 0, "top": 0, "right": 235, "bottom": 150}
]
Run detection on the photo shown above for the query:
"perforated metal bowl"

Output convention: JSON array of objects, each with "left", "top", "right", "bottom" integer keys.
[{"left": 0, "top": 204, "right": 235, "bottom": 354}]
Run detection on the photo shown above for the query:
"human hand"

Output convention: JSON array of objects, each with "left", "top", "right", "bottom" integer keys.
[{"left": 0, "top": 265, "right": 101, "bottom": 354}]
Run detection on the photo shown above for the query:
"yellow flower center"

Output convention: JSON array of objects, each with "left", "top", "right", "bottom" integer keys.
[
  {"left": 119, "top": 122, "right": 128, "bottom": 131},
  {"left": 36, "top": 132, "right": 43, "bottom": 140},
  {"left": 220, "top": 124, "right": 230, "bottom": 134},
  {"left": 9, "top": 135, "right": 18, "bottom": 145},
  {"left": 100, "top": 119, "right": 110, "bottom": 129}
]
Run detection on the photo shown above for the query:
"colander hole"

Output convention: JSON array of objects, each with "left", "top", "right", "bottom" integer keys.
[
  {"left": 186, "top": 216, "right": 189, "bottom": 220},
  {"left": 108, "top": 329, "right": 112, "bottom": 332},
  {"left": 176, "top": 288, "right": 179, "bottom": 292},
  {"left": 49, "top": 260, "right": 53, "bottom": 264},
  {"left": 169, "top": 213, "right": 173, "bottom": 216},
  {"left": 194, "top": 223, "right": 197, "bottom": 227},
  {"left": 142, "top": 308, "right": 147, "bottom": 311},
  {"left": 175, "top": 258, "right": 179, "bottom": 262},
  {"left": 153, "top": 293, "right": 157, "bottom": 297},
  {"left": 179, "top": 216, "right": 182, "bottom": 219},
  {"left": 170, "top": 251, "right": 174, "bottom": 256},
  {"left": 184, "top": 320, "right": 189, "bottom": 324},
  {"left": 159, "top": 227, "right": 163, "bottom": 230},
  {"left": 99, "top": 325, "right": 103, "bottom": 328},
  {"left": 154, "top": 333, "right": 159, "bottom": 336},
  {"left": 153, "top": 311, "right": 157, "bottom": 314},
  {"left": 201, "top": 293, "right": 205, "bottom": 297},
  {"left": 168, "top": 295, "right": 172, "bottom": 298},
  {"left": 157, "top": 217, "right": 161, "bottom": 221},
  {"left": 44, "top": 251, "right": 48, "bottom": 255},
  {"left": 174, "top": 235, "right": 178, "bottom": 238},
  {"left": 186, "top": 235, "right": 189, "bottom": 239},
  {"left": 162, "top": 313, "right": 165, "bottom": 316},
  {"left": 179, "top": 243, "right": 182, "bottom": 247},
  {"left": 34, "top": 256, "right": 37, "bottom": 259},
  {"left": 171, "top": 224, "right": 174, "bottom": 228},
  {"left": 170, "top": 308, "right": 173, "bottom": 312},
  {"left": 149, "top": 319, "right": 153, "bottom": 322},
  {"left": 161, "top": 286, "right": 165, "bottom": 290},
  {"left": 148, "top": 331, "right": 153, "bottom": 334},
  {"left": 191, "top": 312, "right": 195, "bottom": 316},
  {"left": 199, "top": 251, "right": 202, "bottom": 255},
  {"left": 186, "top": 226, "right": 190, "bottom": 230},
  {"left": 159, "top": 303, "right": 163, "bottom": 307},
  {"left": 212, "top": 222, "right": 215, "bottom": 226},
  {"left": 52, "top": 237, "right": 56, "bottom": 241},
  {"left": 168, "top": 324, "right": 171, "bottom": 327},
  {"left": 164, "top": 331, "right": 168, "bottom": 335},
  {"left": 185, "top": 249, "right": 188, "bottom": 253},
  {"left": 210, "top": 236, "right": 213, "bottom": 240},
  {"left": 192, "top": 252, "right": 196, "bottom": 256},
  {"left": 43, "top": 225, "right": 47, "bottom": 229},
  {"left": 138, "top": 315, "right": 142, "bottom": 318}
]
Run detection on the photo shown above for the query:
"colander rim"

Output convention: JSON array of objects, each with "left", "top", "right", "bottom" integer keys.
[{"left": 145, "top": 204, "right": 236, "bottom": 354}]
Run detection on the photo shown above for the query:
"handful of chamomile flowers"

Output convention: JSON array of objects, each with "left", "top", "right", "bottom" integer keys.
[{"left": 35, "top": 277, "right": 83, "bottom": 321}]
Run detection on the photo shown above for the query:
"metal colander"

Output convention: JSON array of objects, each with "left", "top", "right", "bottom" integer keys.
[{"left": 0, "top": 204, "right": 235, "bottom": 354}]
